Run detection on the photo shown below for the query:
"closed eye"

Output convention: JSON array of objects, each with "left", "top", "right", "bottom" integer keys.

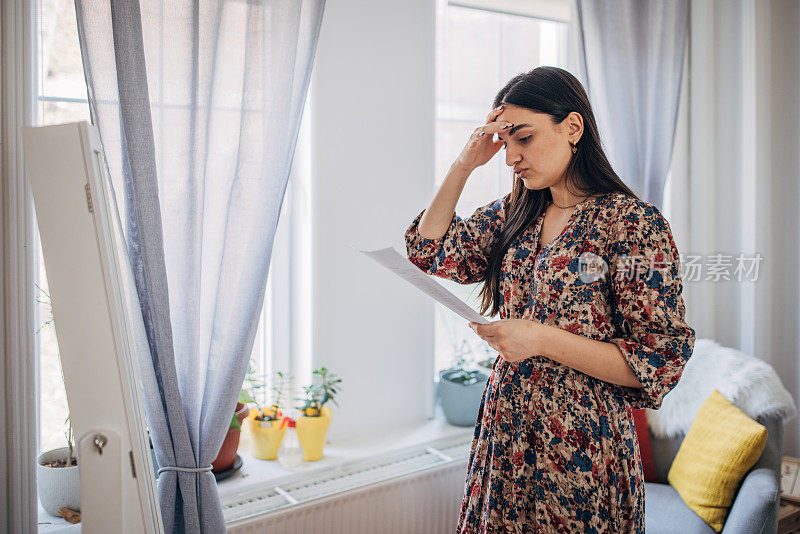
[{"left": 501, "top": 135, "right": 532, "bottom": 149}]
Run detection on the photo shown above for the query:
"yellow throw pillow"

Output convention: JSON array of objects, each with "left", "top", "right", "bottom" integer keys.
[{"left": 667, "top": 389, "right": 767, "bottom": 532}]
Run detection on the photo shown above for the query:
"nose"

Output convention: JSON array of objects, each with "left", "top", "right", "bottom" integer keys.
[{"left": 505, "top": 145, "right": 522, "bottom": 168}]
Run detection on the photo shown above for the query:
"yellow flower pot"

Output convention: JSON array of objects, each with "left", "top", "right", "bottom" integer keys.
[
  {"left": 245, "top": 408, "right": 286, "bottom": 460},
  {"left": 295, "top": 406, "right": 332, "bottom": 461}
]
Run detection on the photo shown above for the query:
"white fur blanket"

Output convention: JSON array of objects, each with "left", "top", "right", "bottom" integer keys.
[{"left": 646, "top": 338, "right": 797, "bottom": 438}]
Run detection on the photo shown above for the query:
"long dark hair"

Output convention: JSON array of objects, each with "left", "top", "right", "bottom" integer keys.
[{"left": 478, "top": 66, "right": 638, "bottom": 317}]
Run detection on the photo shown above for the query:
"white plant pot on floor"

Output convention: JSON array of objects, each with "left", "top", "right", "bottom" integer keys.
[{"left": 37, "top": 446, "right": 81, "bottom": 516}]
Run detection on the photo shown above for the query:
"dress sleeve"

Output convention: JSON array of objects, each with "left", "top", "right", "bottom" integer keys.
[
  {"left": 404, "top": 193, "right": 510, "bottom": 284},
  {"left": 607, "top": 200, "right": 696, "bottom": 410}
]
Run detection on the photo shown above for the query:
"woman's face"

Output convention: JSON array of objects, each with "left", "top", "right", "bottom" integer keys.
[{"left": 495, "top": 104, "right": 583, "bottom": 190}]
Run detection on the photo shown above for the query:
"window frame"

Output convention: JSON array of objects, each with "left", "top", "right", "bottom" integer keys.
[{"left": 2, "top": 0, "right": 40, "bottom": 529}]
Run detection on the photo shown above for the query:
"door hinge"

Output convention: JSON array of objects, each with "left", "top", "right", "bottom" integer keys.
[
  {"left": 129, "top": 450, "right": 137, "bottom": 478},
  {"left": 85, "top": 183, "right": 94, "bottom": 213}
]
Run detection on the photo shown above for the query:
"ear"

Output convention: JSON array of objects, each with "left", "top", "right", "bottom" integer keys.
[{"left": 566, "top": 111, "right": 584, "bottom": 141}]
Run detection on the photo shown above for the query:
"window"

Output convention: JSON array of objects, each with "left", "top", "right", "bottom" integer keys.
[
  {"left": 434, "top": 0, "right": 569, "bottom": 376},
  {"left": 36, "top": 0, "right": 89, "bottom": 455},
  {"left": 248, "top": 100, "right": 313, "bottom": 404},
  {"left": 33, "top": 0, "right": 309, "bottom": 452}
]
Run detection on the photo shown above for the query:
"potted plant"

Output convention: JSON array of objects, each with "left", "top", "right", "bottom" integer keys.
[
  {"left": 244, "top": 371, "right": 291, "bottom": 460},
  {"left": 37, "top": 415, "right": 81, "bottom": 517},
  {"left": 211, "top": 391, "right": 251, "bottom": 474},
  {"left": 211, "top": 359, "right": 264, "bottom": 473},
  {"left": 476, "top": 343, "right": 498, "bottom": 373},
  {"left": 439, "top": 341, "right": 489, "bottom": 427},
  {"left": 35, "top": 289, "right": 81, "bottom": 519},
  {"left": 295, "top": 367, "right": 341, "bottom": 461}
]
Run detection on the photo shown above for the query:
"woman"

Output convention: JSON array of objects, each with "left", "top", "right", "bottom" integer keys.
[{"left": 404, "top": 67, "right": 696, "bottom": 533}]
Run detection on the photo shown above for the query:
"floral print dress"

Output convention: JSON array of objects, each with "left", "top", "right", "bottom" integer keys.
[{"left": 404, "top": 192, "right": 696, "bottom": 533}]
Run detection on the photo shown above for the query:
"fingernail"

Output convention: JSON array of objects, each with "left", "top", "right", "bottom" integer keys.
[
  {"left": 497, "top": 105, "right": 504, "bottom": 110},
  {"left": 478, "top": 132, "right": 485, "bottom": 137}
]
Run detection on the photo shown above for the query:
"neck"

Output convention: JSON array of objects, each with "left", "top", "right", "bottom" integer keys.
[{"left": 549, "top": 186, "right": 590, "bottom": 209}]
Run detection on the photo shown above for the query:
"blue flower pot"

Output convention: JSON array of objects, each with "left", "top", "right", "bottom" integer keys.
[{"left": 438, "top": 368, "right": 490, "bottom": 427}]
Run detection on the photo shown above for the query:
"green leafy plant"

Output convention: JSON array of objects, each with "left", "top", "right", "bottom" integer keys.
[
  {"left": 37, "top": 290, "right": 76, "bottom": 464},
  {"left": 443, "top": 340, "right": 483, "bottom": 385},
  {"left": 298, "top": 367, "right": 342, "bottom": 417},
  {"left": 251, "top": 370, "right": 292, "bottom": 422},
  {"left": 65, "top": 415, "right": 75, "bottom": 467},
  {"left": 229, "top": 412, "right": 244, "bottom": 431},
  {"left": 229, "top": 361, "right": 298, "bottom": 430},
  {"left": 41, "top": 415, "right": 77, "bottom": 469},
  {"left": 445, "top": 356, "right": 483, "bottom": 386},
  {"left": 35, "top": 283, "right": 55, "bottom": 334},
  {"left": 229, "top": 358, "right": 266, "bottom": 430},
  {"left": 270, "top": 371, "right": 290, "bottom": 413},
  {"left": 476, "top": 343, "right": 498, "bottom": 370}
]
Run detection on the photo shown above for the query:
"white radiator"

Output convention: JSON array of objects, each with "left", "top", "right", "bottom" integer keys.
[{"left": 225, "top": 441, "right": 470, "bottom": 534}]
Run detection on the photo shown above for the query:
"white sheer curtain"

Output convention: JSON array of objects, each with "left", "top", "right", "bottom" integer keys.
[
  {"left": 572, "top": 0, "right": 689, "bottom": 209},
  {"left": 666, "top": 0, "right": 800, "bottom": 459},
  {"left": 73, "top": 0, "right": 325, "bottom": 531}
]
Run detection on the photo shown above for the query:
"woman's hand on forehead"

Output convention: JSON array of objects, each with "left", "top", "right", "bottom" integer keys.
[
  {"left": 452, "top": 105, "right": 513, "bottom": 172},
  {"left": 479, "top": 105, "right": 513, "bottom": 139},
  {"left": 485, "top": 105, "right": 505, "bottom": 124}
]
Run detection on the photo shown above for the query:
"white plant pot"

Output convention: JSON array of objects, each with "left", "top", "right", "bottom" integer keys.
[{"left": 37, "top": 446, "right": 81, "bottom": 516}]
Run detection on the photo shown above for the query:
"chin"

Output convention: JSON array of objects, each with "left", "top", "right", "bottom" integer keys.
[{"left": 520, "top": 176, "right": 545, "bottom": 190}]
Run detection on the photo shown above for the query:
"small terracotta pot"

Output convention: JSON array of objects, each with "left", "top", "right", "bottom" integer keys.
[{"left": 211, "top": 403, "right": 249, "bottom": 473}]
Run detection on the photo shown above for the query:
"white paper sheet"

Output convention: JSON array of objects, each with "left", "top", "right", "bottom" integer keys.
[{"left": 356, "top": 246, "right": 491, "bottom": 325}]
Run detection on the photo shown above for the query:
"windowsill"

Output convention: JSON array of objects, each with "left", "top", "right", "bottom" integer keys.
[
  {"left": 217, "top": 405, "right": 474, "bottom": 505},
  {"left": 35, "top": 407, "right": 475, "bottom": 531},
  {"left": 37, "top": 501, "right": 82, "bottom": 533}
]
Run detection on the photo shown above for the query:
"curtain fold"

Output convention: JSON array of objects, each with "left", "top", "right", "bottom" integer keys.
[
  {"left": 73, "top": 0, "right": 325, "bottom": 531},
  {"left": 573, "top": 0, "right": 688, "bottom": 209}
]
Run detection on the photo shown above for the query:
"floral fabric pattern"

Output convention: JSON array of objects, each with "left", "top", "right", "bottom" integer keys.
[{"left": 404, "top": 192, "right": 696, "bottom": 533}]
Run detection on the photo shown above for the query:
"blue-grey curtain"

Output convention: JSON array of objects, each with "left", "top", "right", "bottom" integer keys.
[
  {"left": 73, "top": 0, "right": 325, "bottom": 531},
  {"left": 573, "top": 0, "right": 688, "bottom": 209}
]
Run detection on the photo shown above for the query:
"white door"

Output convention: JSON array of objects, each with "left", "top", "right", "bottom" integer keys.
[{"left": 23, "top": 121, "right": 163, "bottom": 533}]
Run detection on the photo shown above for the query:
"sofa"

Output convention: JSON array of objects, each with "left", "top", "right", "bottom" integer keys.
[{"left": 644, "top": 415, "right": 783, "bottom": 533}]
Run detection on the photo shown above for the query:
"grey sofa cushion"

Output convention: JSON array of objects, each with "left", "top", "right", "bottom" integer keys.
[
  {"left": 650, "top": 431, "right": 684, "bottom": 484},
  {"left": 645, "top": 482, "right": 715, "bottom": 533}
]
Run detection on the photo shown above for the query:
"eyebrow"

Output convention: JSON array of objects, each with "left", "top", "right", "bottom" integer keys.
[{"left": 499, "top": 124, "right": 532, "bottom": 137}]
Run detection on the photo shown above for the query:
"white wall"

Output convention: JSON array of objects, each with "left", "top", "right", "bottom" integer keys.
[{"left": 310, "top": 0, "right": 436, "bottom": 440}]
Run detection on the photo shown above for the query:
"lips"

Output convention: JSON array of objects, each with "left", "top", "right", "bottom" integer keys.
[{"left": 514, "top": 168, "right": 528, "bottom": 178}]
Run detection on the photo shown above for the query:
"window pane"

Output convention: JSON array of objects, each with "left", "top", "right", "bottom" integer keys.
[
  {"left": 38, "top": 99, "right": 90, "bottom": 127},
  {"left": 38, "top": 0, "right": 88, "bottom": 102},
  {"left": 437, "top": 7, "right": 501, "bottom": 117},
  {"left": 434, "top": 4, "right": 568, "bottom": 376}
]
